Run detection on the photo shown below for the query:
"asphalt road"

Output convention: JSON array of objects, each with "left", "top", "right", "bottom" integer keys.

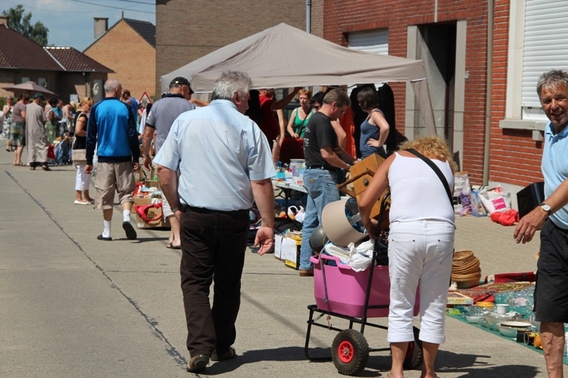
[{"left": 0, "top": 150, "right": 558, "bottom": 377}]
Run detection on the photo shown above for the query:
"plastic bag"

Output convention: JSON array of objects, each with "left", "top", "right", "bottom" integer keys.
[
  {"left": 453, "top": 172, "right": 472, "bottom": 216},
  {"left": 348, "top": 240, "right": 374, "bottom": 272},
  {"left": 471, "top": 190, "right": 487, "bottom": 217},
  {"left": 478, "top": 186, "right": 511, "bottom": 214}
]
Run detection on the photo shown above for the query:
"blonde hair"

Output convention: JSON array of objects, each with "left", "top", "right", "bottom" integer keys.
[
  {"left": 79, "top": 97, "right": 94, "bottom": 107},
  {"left": 400, "top": 136, "right": 458, "bottom": 173}
]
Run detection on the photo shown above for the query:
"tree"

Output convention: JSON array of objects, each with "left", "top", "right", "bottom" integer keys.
[{"left": 2, "top": 4, "right": 49, "bottom": 46}]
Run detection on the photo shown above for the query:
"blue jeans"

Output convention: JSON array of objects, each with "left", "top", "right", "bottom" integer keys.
[{"left": 299, "top": 169, "right": 340, "bottom": 270}]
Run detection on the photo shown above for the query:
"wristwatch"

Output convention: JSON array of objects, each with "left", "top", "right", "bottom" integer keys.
[{"left": 540, "top": 203, "right": 551, "bottom": 215}]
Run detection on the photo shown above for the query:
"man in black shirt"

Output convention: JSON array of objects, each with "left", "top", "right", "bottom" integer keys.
[{"left": 298, "top": 89, "right": 356, "bottom": 276}]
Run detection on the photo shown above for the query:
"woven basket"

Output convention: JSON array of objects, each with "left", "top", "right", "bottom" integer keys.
[
  {"left": 453, "top": 250, "right": 474, "bottom": 262},
  {"left": 452, "top": 257, "right": 480, "bottom": 274},
  {"left": 455, "top": 273, "right": 482, "bottom": 289}
]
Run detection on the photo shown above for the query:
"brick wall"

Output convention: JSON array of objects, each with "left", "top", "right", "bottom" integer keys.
[
  {"left": 489, "top": 1, "right": 543, "bottom": 186},
  {"left": 85, "top": 20, "right": 156, "bottom": 101},
  {"left": 156, "top": 0, "right": 306, "bottom": 94},
  {"left": 322, "top": 0, "right": 492, "bottom": 185}
]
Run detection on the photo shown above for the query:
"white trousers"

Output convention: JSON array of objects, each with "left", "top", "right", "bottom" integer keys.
[
  {"left": 387, "top": 220, "right": 455, "bottom": 345},
  {"left": 75, "top": 164, "right": 91, "bottom": 191}
]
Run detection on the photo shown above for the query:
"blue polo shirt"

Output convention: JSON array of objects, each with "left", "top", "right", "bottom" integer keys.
[{"left": 542, "top": 121, "right": 568, "bottom": 228}]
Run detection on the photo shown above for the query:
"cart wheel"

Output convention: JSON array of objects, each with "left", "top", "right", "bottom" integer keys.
[
  {"left": 331, "top": 329, "right": 369, "bottom": 376},
  {"left": 403, "top": 326, "right": 423, "bottom": 370}
]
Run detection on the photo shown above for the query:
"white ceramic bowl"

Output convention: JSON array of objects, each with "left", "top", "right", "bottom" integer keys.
[{"left": 465, "top": 315, "right": 482, "bottom": 324}]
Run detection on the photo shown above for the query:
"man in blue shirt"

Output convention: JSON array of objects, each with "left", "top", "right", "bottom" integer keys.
[
  {"left": 154, "top": 71, "right": 275, "bottom": 373},
  {"left": 86, "top": 79, "right": 140, "bottom": 241},
  {"left": 515, "top": 69, "right": 568, "bottom": 378}
]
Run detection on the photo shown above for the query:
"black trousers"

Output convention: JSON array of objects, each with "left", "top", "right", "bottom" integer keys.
[
  {"left": 180, "top": 206, "right": 249, "bottom": 357},
  {"left": 535, "top": 219, "right": 568, "bottom": 322}
]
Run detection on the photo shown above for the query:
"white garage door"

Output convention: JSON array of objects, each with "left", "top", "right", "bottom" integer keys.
[{"left": 348, "top": 29, "right": 388, "bottom": 55}]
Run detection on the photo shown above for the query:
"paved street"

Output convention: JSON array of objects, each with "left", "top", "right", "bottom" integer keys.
[{"left": 0, "top": 150, "right": 559, "bottom": 378}]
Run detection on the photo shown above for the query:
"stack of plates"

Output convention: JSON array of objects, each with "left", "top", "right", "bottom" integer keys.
[{"left": 498, "top": 321, "right": 533, "bottom": 337}]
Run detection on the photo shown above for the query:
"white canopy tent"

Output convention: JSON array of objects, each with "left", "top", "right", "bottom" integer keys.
[{"left": 161, "top": 23, "right": 436, "bottom": 135}]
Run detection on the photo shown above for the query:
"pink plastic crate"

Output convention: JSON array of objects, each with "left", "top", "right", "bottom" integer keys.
[{"left": 310, "top": 254, "right": 419, "bottom": 318}]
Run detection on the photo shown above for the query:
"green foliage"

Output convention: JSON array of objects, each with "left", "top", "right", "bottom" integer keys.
[{"left": 2, "top": 4, "right": 49, "bottom": 46}]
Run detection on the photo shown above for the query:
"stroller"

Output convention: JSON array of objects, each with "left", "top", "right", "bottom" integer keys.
[{"left": 55, "top": 136, "right": 72, "bottom": 165}]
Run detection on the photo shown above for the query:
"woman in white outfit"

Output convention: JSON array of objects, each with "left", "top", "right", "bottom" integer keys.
[
  {"left": 359, "top": 136, "right": 457, "bottom": 378},
  {"left": 73, "top": 97, "right": 95, "bottom": 205}
]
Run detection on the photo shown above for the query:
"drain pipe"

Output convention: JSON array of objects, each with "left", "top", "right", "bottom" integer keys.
[
  {"left": 482, "top": 0, "right": 494, "bottom": 185},
  {"left": 306, "top": 0, "right": 311, "bottom": 33}
]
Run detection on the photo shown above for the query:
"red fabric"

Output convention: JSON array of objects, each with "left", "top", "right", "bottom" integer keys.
[
  {"left": 339, "top": 107, "right": 356, "bottom": 158},
  {"left": 135, "top": 203, "right": 163, "bottom": 222},
  {"left": 491, "top": 272, "right": 536, "bottom": 283},
  {"left": 490, "top": 209, "right": 519, "bottom": 226},
  {"left": 279, "top": 137, "right": 304, "bottom": 165},
  {"left": 472, "top": 293, "right": 494, "bottom": 304},
  {"left": 258, "top": 95, "right": 280, "bottom": 142},
  {"left": 47, "top": 144, "right": 55, "bottom": 160}
]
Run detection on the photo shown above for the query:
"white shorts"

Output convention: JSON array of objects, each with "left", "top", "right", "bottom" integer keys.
[{"left": 387, "top": 220, "right": 455, "bottom": 345}]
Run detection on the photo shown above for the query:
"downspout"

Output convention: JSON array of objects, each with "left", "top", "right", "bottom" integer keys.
[
  {"left": 482, "top": 0, "right": 494, "bottom": 185},
  {"left": 306, "top": 0, "right": 311, "bottom": 34}
]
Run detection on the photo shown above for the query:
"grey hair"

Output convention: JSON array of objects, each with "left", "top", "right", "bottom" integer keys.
[
  {"left": 537, "top": 70, "right": 568, "bottom": 100},
  {"left": 104, "top": 79, "right": 121, "bottom": 93},
  {"left": 211, "top": 71, "right": 252, "bottom": 101},
  {"left": 323, "top": 88, "right": 351, "bottom": 107}
]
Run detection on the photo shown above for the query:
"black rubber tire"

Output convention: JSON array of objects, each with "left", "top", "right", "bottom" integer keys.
[
  {"left": 331, "top": 329, "right": 369, "bottom": 376},
  {"left": 403, "top": 326, "right": 423, "bottom": 370}
]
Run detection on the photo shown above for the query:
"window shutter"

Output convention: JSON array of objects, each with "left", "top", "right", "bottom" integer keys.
[
  {"left": 348, "top": 29, "right": 389, "bottom": 55},
  {"left": 522, "top": 0, "right": 568, "bottom": 108}
]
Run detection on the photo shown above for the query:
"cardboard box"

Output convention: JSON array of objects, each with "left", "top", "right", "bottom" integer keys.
[
  {"left": 281, "top": 236, "right": 301, "bottom": 270},
  {"left": 133, "top": 197, "right": 170, "bottom": 229}
]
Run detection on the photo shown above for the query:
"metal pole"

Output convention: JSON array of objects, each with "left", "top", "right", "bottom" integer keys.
[
  {"left": 482, "top": 0, "right": 494, "bottom": 185},
  {"left": 306, "top": 0, "right": 311, "bottom": 34}
]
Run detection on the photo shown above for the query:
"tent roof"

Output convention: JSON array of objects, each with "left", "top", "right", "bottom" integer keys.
[{"left": 161, "top": 23, "right": 427, "bottom": 93}]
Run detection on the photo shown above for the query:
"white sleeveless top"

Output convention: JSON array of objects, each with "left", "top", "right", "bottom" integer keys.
[{"left": 387, "top": 152, "right": 455, "bottom": 225}]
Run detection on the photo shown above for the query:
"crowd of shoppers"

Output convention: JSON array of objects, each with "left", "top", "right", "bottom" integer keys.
[{"left": 9, "top": 67, "right": 568, "bottom": 378}]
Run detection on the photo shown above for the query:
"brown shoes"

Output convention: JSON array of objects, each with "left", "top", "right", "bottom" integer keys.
[
  {"left": 186, "top": 354, "right": 209, "bottom": 373},
  {"left": 211, "top": 346, "right": 236, "bottom": 362},
  {"left": 299, "top": 269, "right": 314, "bottom": 277}
]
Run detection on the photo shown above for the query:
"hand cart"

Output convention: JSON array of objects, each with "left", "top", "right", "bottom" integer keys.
[{"left": 304, "top": 193, "right": 423, "bottom": 376}]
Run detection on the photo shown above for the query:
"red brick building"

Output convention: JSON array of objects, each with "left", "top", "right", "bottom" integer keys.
[
  {"left": 319, "top": 0, "right": 566, "bottom": 191},
  {"left": 322, "top": 1, "right": 490, "bottom": 185}
]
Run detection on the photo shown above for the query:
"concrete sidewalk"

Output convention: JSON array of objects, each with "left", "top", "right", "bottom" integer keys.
[{"left": 0, "top": 150, "right": 556, "bottom": 377}]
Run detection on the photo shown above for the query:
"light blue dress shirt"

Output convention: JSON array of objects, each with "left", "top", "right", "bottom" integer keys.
[{"left": 153, "top": 99, "right": 275, "bottom": 211}]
